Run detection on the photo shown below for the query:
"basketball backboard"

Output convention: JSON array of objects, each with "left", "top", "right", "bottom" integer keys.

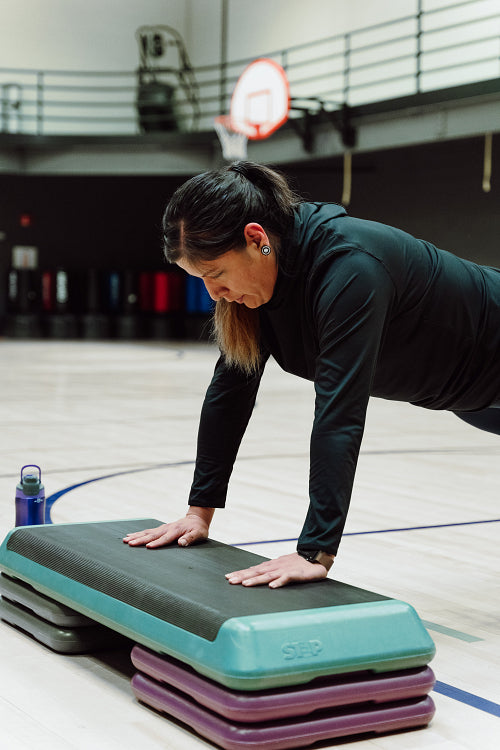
[
  {"left": 214, "top": 57, "right": 290, "bottom": 160},
  {"left": 230, "top": 58, "right": 290, "bottom": 139}
]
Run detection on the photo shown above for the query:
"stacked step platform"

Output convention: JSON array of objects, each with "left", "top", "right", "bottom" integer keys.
[{"left": 0, "top": 519, "right": 436, "bottom": 749}]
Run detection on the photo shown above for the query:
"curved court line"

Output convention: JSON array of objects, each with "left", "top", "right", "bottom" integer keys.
[
  {"left": 2, "top": 441, "right": 499, "bottom": 484},
  {"left": 46, "top": 461, "right": 500, "bottom": 538},
  {"left": 44, "top": 460, "right": 195, "bottom": 523}
]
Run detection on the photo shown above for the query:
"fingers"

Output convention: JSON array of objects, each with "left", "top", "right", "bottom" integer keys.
[
  {"left": 226, "top": 553, "right": 328, "bottom": 589},
  {"left": 146, "top": 530, "right": 180, "bottom": 548},
  {"left": 176, "top": 528, "right": 203, "bottom": 547},
  {"left": 123, "top": 524, "right": 177, "bottom": 548},
  {"left": 123, "top": 519, "right": 209, "bottom": 549},
  {"left": 225, "top": 567, "right": 291, "bottom": 589},
  {"left": 226, "top": 566, "right": 279, "bottom": 588}
]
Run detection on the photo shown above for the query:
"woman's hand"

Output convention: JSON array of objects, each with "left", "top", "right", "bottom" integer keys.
[
  {"left": 123, "top": 507, "right": 215, "bottom": 549},
  {"left": 226, "top": 552, "right": 334, "bottom": 589}
]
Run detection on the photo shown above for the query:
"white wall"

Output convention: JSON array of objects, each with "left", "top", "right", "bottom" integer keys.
[
  {"left": 5, "top": 0, "right": 401, "bottom": 74},
  {"left": 223, "top": 0, "right": 415, "bottom": 60},
  {"left": 2, "top": 0, "right": 404, "bottom": 72},
  {"left": 0, "top": 0, "right": 191, "bottom": 71},
  {"left": 6, "top": 0, "right": 492, "bottom": 74}
]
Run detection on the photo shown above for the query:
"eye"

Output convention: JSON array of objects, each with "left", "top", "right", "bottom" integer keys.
[{"left": 202, "top": 268, "right": 224, "bottom": 282}]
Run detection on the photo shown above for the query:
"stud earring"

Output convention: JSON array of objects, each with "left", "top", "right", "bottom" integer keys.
[{"left": 261, "top": 245, "right": 271, "bottom": 256}]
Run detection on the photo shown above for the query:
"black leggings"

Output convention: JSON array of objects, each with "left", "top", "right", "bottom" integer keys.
[{"left": 454, "top": 407, "right": 500, "bottom": 436}]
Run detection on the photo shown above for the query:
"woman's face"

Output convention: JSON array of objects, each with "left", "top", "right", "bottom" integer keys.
[{"left": 177, "top": 228, "right": 278, "bottom": 309}]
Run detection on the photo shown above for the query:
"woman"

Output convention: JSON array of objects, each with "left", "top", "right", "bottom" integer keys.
[{"left": 124, "top": 161, "right": 500, "bottom": 588}]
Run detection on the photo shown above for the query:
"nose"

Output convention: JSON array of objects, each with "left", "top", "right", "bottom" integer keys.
[{"left": 203, "top": 277, "right": 229, "bottom": 301}]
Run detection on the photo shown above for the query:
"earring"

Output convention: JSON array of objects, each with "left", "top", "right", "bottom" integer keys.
[{"left": 261, "top": 245, "right": 271, "bottom": 256}]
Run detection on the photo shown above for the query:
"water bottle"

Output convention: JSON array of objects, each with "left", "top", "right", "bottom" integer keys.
[{"left": 15, "top": 465, "right": 45, "bottom": 527}]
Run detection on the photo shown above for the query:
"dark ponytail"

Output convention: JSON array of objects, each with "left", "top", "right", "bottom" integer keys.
[
  {"left": 162, "top": 161, "right": 300, "bottom": 264},
  {"left": 162, "top": 162, "right": 301, "bottom": 373}
]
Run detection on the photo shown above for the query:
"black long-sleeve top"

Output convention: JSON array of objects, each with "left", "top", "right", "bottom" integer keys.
[{"left": 188, "top": 202, "right": 500, "bottom": 554}]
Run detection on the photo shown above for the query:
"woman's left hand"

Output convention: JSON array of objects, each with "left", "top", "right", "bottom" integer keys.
[{"left": 225, "top": 552, "right": 333, "bottom": 589}]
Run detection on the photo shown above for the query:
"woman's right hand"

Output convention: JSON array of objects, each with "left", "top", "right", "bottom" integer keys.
[{"left": 123, "top": 507, "right": 215, "bottom": 549}]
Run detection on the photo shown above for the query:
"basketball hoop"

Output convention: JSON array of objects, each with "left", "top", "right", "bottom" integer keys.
[
  {"left": 214, "top": 58, "right": 290, "bottom": 161},
  {"left": 214, "top": 114, "right": 248, "bottom": 161}
]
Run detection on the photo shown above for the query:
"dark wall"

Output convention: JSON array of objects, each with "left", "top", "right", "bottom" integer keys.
[
  {"left": 289, "top": 134, "right": 499, "bottom": 267},
  {"left": 0, "top": 173, "right": 188, "bottom": 322},
  {"left": 0, "top": 134, "right": 498, "bottom": 324},
  {"left": 0, "top": 173, "right": 186, "bottom": 273}
]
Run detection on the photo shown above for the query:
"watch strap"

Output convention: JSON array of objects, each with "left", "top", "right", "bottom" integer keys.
[{"left": 298, "top": 549, "right": 334, "bottom": 571}]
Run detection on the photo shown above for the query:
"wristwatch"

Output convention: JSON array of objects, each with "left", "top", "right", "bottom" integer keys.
[{"left": 297, "top": 549, "right": 334, "bottom": 571}]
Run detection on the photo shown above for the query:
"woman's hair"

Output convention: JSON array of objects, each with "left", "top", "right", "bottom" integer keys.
[{"left": 162, "top": 161, "right": 301, "bottom": 374}]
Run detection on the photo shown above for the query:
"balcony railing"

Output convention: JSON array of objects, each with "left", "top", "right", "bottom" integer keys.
[{"left": 1, "top": 0, "right": 499, "bottom": 137}]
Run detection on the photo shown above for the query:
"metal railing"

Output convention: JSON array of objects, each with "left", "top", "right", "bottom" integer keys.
[{"left": 0, "top": 0, "right": 498, "bottom": 137}]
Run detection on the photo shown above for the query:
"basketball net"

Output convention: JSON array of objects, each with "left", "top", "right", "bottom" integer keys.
[{"left": 214, "top": 114, "right": 248, "bottom": 161}]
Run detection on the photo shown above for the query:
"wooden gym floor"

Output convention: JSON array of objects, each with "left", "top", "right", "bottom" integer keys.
[{"left": 0, "top": 340, "right": 498, "bottom": 749}]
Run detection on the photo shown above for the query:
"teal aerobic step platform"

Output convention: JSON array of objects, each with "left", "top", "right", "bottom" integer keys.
[{"left": 0, "top": 519, "right": 435, "bottom": 690}]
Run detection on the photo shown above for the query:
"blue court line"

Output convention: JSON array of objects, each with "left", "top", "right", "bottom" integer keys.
[
  {"left": 233, "top": 517, "right": 500, "bottom": 547},
  {"left": 433, "top": 681, "right": 500, "bottom": 718},
  {"left": 346, "top": 518, "right": 500, "bottom": 535}
]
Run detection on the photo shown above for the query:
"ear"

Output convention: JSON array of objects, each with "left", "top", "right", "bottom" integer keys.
[{"left": 243, "top": 223, "right": 269, "bottom": 249}]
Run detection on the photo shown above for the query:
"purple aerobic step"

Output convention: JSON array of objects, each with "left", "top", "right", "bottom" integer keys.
[
  {"left": 131, "top": 671, "right": 435, "bottom": 750},
  {"left": 131, "top": 645, "right": 435, "bottom": 723}
]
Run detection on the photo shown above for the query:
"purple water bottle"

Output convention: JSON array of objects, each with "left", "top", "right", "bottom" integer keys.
[{"left": 15, "top": 465, "right": 45, "bottom": 527}]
